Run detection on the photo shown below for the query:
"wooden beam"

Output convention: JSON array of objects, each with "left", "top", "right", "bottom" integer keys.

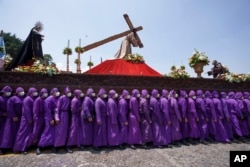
[
  {"left": 82, "top": 26, "right": 143, "bottom": 52},
  {"left": 123, "top": 14, "right": 143, "bottom": 48}
]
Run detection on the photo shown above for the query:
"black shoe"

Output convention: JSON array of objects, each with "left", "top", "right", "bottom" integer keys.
[
  {"left": 119, "top": 145, "right": 126, "bottom": 150},
  {"left": 93, "top": 147, "right": 101, "bottom": 151},
  {"left": 200, "top": 139, "right": 209, "bottom": 145},
  {"left": 141, "top": 144, "right": 150, "bottom": 149},
  {"left": 130, "top": 145, "right": 136, "bottom": 150},
  {"left": 52, "top": 147, "right": 58, "bottom": 153},
  {"left": 182, "top": 140, "right": 190, "bottom": 146},
  {"left": 165, "top": 145, "right": 173, "bottom": 148},
  {"left": 22, "top": 151, "right": 28, "bottom": 155},
  {"left": 66, "top": 147, "right": 73, "bottom": 153},
  {"left": 172, "top": 142, "right": 181, "bottom": 147},
  {"left": 36, "top": 148, "right": 41, "bottom": 155},
  {"left": 154, "top": 145, "right": 163, "bottom": 148},
  {"left": 0, "top": 149, "right": 3, "bottom": 155},
  {"left": 78, "top": 146, "right": 85, "bottom": 151},
  {"left": 188, "top": 139, "right": 197, "bottom": 145}
]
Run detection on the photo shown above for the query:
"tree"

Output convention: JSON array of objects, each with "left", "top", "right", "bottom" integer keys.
[{"left": 2, "top": 32, "right": 23, "bottom": 58}]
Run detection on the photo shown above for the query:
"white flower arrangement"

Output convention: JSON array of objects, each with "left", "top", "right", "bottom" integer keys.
[{"left": 188, "top": 49, "right": 210, "bottom": 67}]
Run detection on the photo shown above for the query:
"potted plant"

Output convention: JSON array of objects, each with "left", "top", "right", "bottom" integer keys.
[{"left": 188, "top": 49, "right": 209, "bottom": 78}]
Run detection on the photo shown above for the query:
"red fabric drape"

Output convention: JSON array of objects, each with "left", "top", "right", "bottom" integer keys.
[{"left": 86, "top": 59, "right": 162, "bottom": 77}]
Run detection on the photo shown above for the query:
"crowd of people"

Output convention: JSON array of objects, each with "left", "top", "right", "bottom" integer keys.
[{"left": 0, "top": 85, "right": 250, "bottom": 155}]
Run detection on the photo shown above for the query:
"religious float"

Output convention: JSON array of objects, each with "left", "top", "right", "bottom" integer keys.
[{"left": 0, "top": 14, "right": 250, "bottom": 93}]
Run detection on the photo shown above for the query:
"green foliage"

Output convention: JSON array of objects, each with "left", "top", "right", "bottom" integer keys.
[
  {"left": 42, "top": 54, "right": 53, "bottom": 66},
  {"left": 75, "top": 46, "right": 84, "bottom": 53},
  {"left": 2, "top": 32, "right": 23, "bottom": 58},
  {"left": 87, "top": 61, "right": 93, "bottom": 67},
  {"left": 63, "top": 47, "right": 72, "bottom": 55}
]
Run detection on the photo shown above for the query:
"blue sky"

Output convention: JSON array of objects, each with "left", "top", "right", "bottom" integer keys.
[{"left": 1, "top": 0, "right": 250, "bottom": 77}]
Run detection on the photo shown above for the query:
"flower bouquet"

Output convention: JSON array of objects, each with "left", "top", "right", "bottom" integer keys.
[
  {"left": 188, "top": 49, "right": 209, "bottom": 68},
  {"left": 124, "top": 53, "right": 145, "bottom": 64},
  {"left": 168, "top": 65, "right": 190, "bottom": 79},
  {"left": 13, "top": 58, "right": 60, "bottom": 76}
]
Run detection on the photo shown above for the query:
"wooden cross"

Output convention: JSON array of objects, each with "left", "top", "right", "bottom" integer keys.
[{"left": 82, "top": 14, "right": 143, "bottom": 52}]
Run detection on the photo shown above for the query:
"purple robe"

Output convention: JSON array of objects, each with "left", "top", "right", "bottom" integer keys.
[
  {"left": 150, "top": 89, "right": 165, "bottom": 146},
  {"left": 0, "top": 86, "right": 13, "bottom": 146},
  {"left": 227, "top": 92, "right": 243, "bottom": 137},
  {"left": 118, "top": 90, "right": 129, "bottom": 144},
  {"left": 204, "top": 91, "right": 217, "bottom": 139},
  {"left": 140, "top": 89, "right": 153, "bottom": 143},
  {"left": 38, "top": 88, "right": 59, "bottom": 147},
  {"left": 128, "top": 89, "right": 142, "bottom": 145},
  {"left": 54, "top": 86, "right": 71, "bottom": 147},
  {"left": 212, "top": 90, "right": 229, "bottom": 142},
  {"left": 220, "top": 92, "right": 233, "bottom": 139},
  {"left": 82, "top": 88, "right": 95, "bottom": 146},
  {"left": 93, "top": 88, "right": 108, "bottom": 147},
  {"left": 32, "top": 88, "right": 47, "bottom": 144},
  {"left": 196, "top": 90, "right": 209, "bottom": 140},
  {"left": 0, "top": 87, "right": 24, "bottom": 149},
  {"left": 178, "top": 90, "right": 189, "bottom": 139},
  {"left": 13, "top": 87, "right": 37, "bottom": 152},
  {"left": 235, "top": 92, "right": 249, "bottom": 136},
  {"left": 243, "top": 92, "right": 250, "bottom": 133},
  {"left": 67, "top": 90, "right": 83, "bottom": 147},
  {"left": 107, "top": 90, "right": 120, "bottom": 146},
  {"left": 159, "top": 89, "right": 171, "bottom": 145},
  {"left": 168, "top": 90, "right": 182, "bottom": 141},
  {"left": 187, "top": 90, "right": 200, "bottom": 139}
]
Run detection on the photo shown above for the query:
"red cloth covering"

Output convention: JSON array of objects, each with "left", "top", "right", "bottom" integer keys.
[{"left": 85, "top": 59, "right": 162, "bottom": 77}]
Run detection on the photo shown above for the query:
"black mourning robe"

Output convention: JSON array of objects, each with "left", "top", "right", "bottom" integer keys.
[{"left": 5, "top": 28, "right": 43, "bottom": 70}]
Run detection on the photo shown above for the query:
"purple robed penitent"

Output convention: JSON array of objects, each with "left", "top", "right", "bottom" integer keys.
[
  {"left": 13, "top": 87, "right": 37, "bottom": 152},
  {"left": 187, "top": 90, "right": 200, "bottom": 139},
  {"left": 93, "top": 88, "right": 108, "bottom": 147},
  {"left": 32, "top": 88, "right": 48, "bottom": 145},
  {"left": 235, "top": 92, "right": 249, "bottom": 136},
  {"left": 243, "top": 92, "right": 250, "bottom": 133},
  {"left": 118, "top": 90, "right": 129, "bottom": 145},
  {"left": 168, "top": 90, "right": 182, "bottom": 142},
  {"left": 178, "top": 90, "right": 189, "bottom": 139},
  {"left": 0, "top": 86, "right": 13, "bottom": 146},
  {"left": 159, "top": 89, "right": 171, "bottom": 145},
  {"left": 140, "top": 89, "right": 153, "bottom": 144},
  {"left": 128, "top": 89, "right": 142, "bottom": 145},
  {"left": 67, "top": 90, "right": 83, "bottom": 147},
  {"left": 204, "top": 91, "right": 217, "bottom": 139},
  {"left": 54, "top": 86, "right": 71, "bottom": 147},
  {"left": 0, "top": 87, "right": 24, "bottom": 149},
  {"left": 196, "top": 90, "right": 209, "bottom": 140},
  {"left": 150, "top": 89, "right": 166, "bottom": 146},
  {"left": 212, "top": 90, "right": 230, "bottom": 142},
  {"left": 38, "top": 88, "right": 59, "bottom": 147},
  {"left": 107, "top": 90, "right": 120, "bottom": 146},
  {"left": 82, "top": 88, "right": 95, "bottom": 146},
  {"left": 227, "top": 92, "right": 243, "bottom": 137},
  {"left": 220, "top": 92, "right": 233, "bottom": 140}
]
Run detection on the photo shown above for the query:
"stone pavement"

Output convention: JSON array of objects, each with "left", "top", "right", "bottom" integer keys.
[{"left": 0, "top": 142, "right": 250, "bottom": 167}]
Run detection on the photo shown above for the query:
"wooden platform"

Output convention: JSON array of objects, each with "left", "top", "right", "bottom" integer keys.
[{"left": 0, "top": 72, "right": 249, "bottom": 93}]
